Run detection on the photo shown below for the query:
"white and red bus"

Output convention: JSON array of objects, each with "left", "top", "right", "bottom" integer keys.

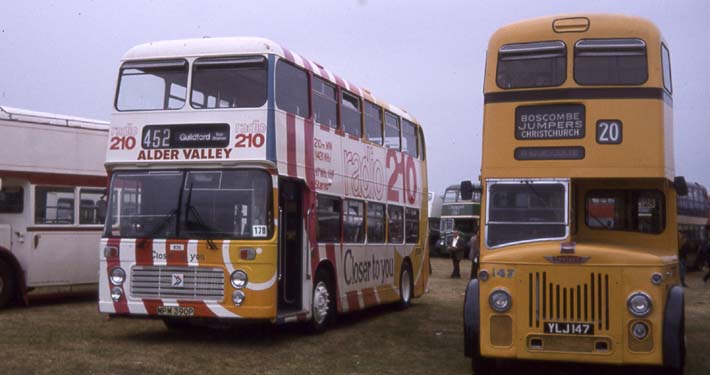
[
  {"left": 0, "top": 106, "right": 109, "bottom": 308},
  {"left": 98, "top": 37, "right": 429, "bottom": 330}
]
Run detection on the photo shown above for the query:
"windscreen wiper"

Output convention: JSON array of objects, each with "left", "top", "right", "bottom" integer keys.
[
  {"left": 144, "top": 208, "right": 179, "bottom": 238},
  {"left": 184, "top": 183, "right": 218, "bottom": 250}
]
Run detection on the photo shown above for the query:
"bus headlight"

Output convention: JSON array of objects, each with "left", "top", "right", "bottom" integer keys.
[
  {"left": 631, "top": 321, "right": 649, "bottom": 340},
  {"left": 232, "top": 290, "right": 246, "bottom": 306},
  {"left": 111, "top": 287, "right": 123, "bottom": 301},
  {"left": 489, "top": 289, "right": 512, "bottom": 313},
  {"left": 230, "top": 270, "right": 248, "bottom": 289},
  {"left": 110, "top": 267, "right": 126, "bottom": 286},
  {"left": 627, "top": 292, "right": 652, "bottom": 317}
]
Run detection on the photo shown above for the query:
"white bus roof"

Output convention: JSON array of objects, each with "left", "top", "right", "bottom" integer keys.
[
  {"left": 0, "top": 105, "right": 109, "bottom": 131},
  {"left": 121, "top": 36, "right": 419, "bottom": 124}
]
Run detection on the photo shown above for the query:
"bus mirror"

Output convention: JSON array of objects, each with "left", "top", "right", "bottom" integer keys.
[
  {"left": 460, "top": 180, "right": 474, "bottom": 200},
  {"left": 674, "top": 176, "right": 688, "bottom": 196}
]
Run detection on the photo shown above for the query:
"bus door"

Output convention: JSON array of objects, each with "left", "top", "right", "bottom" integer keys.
[{"left": 278, "top": 179, "right": 303, "bottom": 311}]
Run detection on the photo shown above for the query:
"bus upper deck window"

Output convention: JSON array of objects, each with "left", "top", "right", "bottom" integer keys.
[
  {"left": 574, "top": 38, "right": 648, "bottom": 85},
  {"left": 116, "top": 59, "right": 188, "bottom": 111},
  {"left": 191, "top": 56, "right": 267, "bottom": 109},
  {"left": 496, "top": 41, "right": 566, "bottom": 89}
]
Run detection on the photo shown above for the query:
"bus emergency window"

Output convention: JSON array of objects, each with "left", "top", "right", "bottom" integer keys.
[
  {"left": 661, "top": 44, "right": 673, "bottom": 94},
  {"left": 367, "top": 202, "right": 385, "bottom": 243},
  {"left": 405, "top": 208, "right": 419, "bottom": 243},
  {"left": 402, "top": 119, "right": 419, "bottom": 158},
  {"left": 497, "top": 41, "right": 566, "bottom": 89},
  {"left": 585, "top": 190, "right": 665, "bottom": 234},
  {"left": 384, "top": 112, "right": 400, "bottom": 150},
  {"left": 364, "top": 101, "right": 383, "bottom": 145},
  {"left": 276, "top": 59, "right": 310, "bottom": 117},
  {"left": 191, "top": 56, "right": 267, "bottom": 109},
  {"left": 116, "top": 59, "right": 188, "bottom": 111},
  {"left": 388, "top": 205, "right": 404, "bottom": 243},
  {"left": 341, "top": 91, "right": 362, "bottom": 138},
  {"left": 317, "top": 195, "right": 341, "bottom": 242},
  {"left": 80, "top": 189, "right": 107, "bottom": 224},
  {"left": 574, "top": 39, "right": 648, "bottom": 85},
  {"left": 35, "top": 186, "right": 75, "bottom": 224},
  {"left": 487, "top": 182, "right": 567, "bottom": 247},
  {"left": 0, "top": 186, "right": 23, "bottom": 213},
  {"left": 344, "top": 199, "right": 365, "bottom": 243},
  {"left": 312, "top": 76, "right": 338, "bottom": 128}
]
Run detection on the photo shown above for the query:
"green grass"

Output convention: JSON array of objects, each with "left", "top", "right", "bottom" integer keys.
[{"left": 1, "top": 259, "right": 708, "bottom": 374}]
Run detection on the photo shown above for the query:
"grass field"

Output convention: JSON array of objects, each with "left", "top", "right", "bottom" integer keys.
[{"left": 0, "top": 258, "right": 708, "bottom": 374}]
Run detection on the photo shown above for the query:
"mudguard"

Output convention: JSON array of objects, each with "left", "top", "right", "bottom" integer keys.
[
  {"left": 662, "top": 285, "right": 685, "bottom": 370},
  {"left": 463, "top": 278, "right": 480, "bottom": 357}
]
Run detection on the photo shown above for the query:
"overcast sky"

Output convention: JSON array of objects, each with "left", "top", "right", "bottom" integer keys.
[{"left": 1, "top": 0, "right": 708, "bottom": 194}]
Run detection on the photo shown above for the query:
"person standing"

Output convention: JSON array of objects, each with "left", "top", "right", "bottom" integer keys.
[
  {"left": 448, "top": 230, "right": 465, "bottom": 278},
  {"left": 469, "top": 230, "right": 480, "bottom": 279},
  {"left": 679, "top": 231, "right": 689, "bottom": 287}
]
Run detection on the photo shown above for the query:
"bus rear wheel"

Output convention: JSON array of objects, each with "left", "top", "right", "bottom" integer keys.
[
  {"left": 308, "top": 269, "right": 334, "bottom": 333},
  {"left": 397, "top": 261, "right": 413, "bottom": 309},
  {"left": 0, "top": 259, "right": 16, "bottom": 308}
]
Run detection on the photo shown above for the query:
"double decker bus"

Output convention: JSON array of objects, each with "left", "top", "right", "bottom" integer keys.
[
  {"left": 98, "top": 37, "right": 429, "bottom": 331},
  {"left": 677, "top": 181, "right": 709, "bottom": 268},
  {"left": 437, "top": 183, "right": 481, "bottom": 254},
  {"left": 463, "top": 15, "right": 685, "bottom": 373},
  {"left": 0, "top": 106, "right": 108, "bottom": 308}
]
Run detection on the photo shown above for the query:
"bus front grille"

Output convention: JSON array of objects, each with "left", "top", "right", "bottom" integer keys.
[
  {"left": 527, "top": 271, "right": 610, "bottom": 332},
  {"left": 130, "top": 266, "right": 225, "bottom": 301}
]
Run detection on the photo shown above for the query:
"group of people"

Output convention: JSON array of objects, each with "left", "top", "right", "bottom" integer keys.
[{"left": 447, "top": 229, "right": 480, "bottom": 279}]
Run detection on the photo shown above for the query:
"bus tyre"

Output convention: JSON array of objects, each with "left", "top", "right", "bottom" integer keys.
[
  {"left": 397, "top": 261, "right": 413, "bottom": 310},
  {"left": 0, "top": 259, "right": 16, "bottom": 308},
  {"left": 308, "top": 269, "right": 334, "bottom": 333},
  {"left": 472, "top": 354, "right": 495, "bottom": 375}
]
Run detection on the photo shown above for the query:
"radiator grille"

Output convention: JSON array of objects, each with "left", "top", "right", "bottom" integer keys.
[
  {"left": 131, "top": 266, "right": 225, "bottom": 301},
  {"left": 528, "top": 271, "right": 610, "bottom": 331}
]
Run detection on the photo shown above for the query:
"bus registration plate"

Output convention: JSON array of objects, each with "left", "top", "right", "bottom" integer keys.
[
  {"left": 543, "top": 322, "right": 593, "bottom": 335},
  {"left": 157, "top": 306, "right": 195, "bottom": 317}
]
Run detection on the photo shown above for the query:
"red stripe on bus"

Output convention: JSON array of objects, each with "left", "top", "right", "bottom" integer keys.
[
  {"left": 346, "top": 291, "right": 360, "bottom": 311},
  {"left": 107, "top": 238, "right": 128, "bottom": 314},
  {"left": 301, "top": 58, "right": 314, "bottom": 73},
  {"left": 166, "top": 239, "right": 188, "bottom": 267},
  {"left": 282, "top": 48, "right": 295, "bottom": 63},
  {"left": 287, "top": 113, "right": 297, "bottom": 177},
  {"left": 135, "top": 238, "right": 153, "bottom": 266},
  {"left": 304, "top": 118, "right": 315, "bottom": 189},
  {"left": 334, "top": 74, "right": 347, "bottom": 89},
  {"left": 362, "top": 288, "right": 377, "bottom": 307},
  {"left": 320, "top": 124, "right": 331, "bottom": 132},
  {"left": 142, "top": 299, "right": 163, "bottom": 315}
]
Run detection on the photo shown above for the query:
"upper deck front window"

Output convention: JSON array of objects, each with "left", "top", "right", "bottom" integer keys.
[
  {"left": 574, "top": 38, "right": 648, "bottom": 85},
  {"left": 116, "top": 60, "right": 188, "bottom": 111},
  {"left": 486, "top": 180, "right": 568, "bottom": 247},
  {"left": 496, "top": 41, "right": 567, "bottom": 89},
  {"left": 191, "top": 56, "right": 267, "bottom": 109}
]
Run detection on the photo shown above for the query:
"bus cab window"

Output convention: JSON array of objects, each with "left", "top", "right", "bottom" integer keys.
[
  {"left": 585, "top": 190, "right": 664, "bottom": 234},
  {"left": 0, "top": 186, "right": 23, "bottom": 213}
]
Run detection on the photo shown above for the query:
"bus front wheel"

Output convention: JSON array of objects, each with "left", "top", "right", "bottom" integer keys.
[
  {"left": 308, "top": 269, "right": 335, "bottom": 333},
  {"left": 0, "top": 259, "right": 16, "bottom": 308}
]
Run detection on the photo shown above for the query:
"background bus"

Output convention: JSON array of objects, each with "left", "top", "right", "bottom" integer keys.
[
  {"left": 98, "top": 37, "right": 429, "bottom": 331},
  {"left": 433, "top": 183, "right": 481, "bottom": 256},
  {"left": 427, "top": 191, "right": 443, "bottom": 256},
  {"left": 0, "top": 106, "right": 108, "bottom": 308},
  {"left": 677, "top": 181, "right": 709, "bottom": 269},
  {"left": 464, "top": 14, "right": 686, "bottom": 374}
]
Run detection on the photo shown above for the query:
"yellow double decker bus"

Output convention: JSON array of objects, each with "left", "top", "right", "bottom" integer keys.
[{"left": 464, "top": 14, "right": 686, "bottom": 373}]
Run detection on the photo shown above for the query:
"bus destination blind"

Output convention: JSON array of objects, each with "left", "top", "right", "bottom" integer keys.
[
  {"left": 142, "top": 124, "right": 230, "bottom": 149},
  {"left": 515, "top": 104, "right": 585, "bottom": 140}
]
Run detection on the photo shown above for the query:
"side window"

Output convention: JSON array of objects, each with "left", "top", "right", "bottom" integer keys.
[
  {"left": 35, "top": 186, "right": 75, "bottom": 224},
  {"left": 388, "top": 205, "right": 404, "bottom": 243},
  {"left": 341, "top": 91, "right": 362, "bottom": 138},
  {"left": 0, "top": 186, "right": 23, "bottom": 213},
  {"left": 343, "top": 199, "right": 365, "bottom": 243},
  {"left": 574, "top": 38, "right": 648, "bottom": 85},
  {"left": 367, "top": 202, "right": 386, "bottom": 243},
  {"left": 418, "top": 127, "right": 426, "bottom": 160},
  {"left": 317, "top": 195, "right": 341, "bottom": 242},
  {"left": 661, "top": 44, "right": 673, "bottom": 94},
  {"left": 384, "top": 112, "right": 400, "bottom": 150},
  {"left": 405, "top": 208, "right": 419, "bottom": 243},
  {"left": 497, "top": 41, "right": 566, "bottom": 89},
  {"left": 276, "top": 59, "right": 310, "bottom": 118},
  {"left": 364, "top": 101, "right": 383, "bottom": 145},
  {"left": 312, "top": 76, "right": 338, "bottom": 128},
  {"left": 401, "top": 119, "right": 419, "bottom": 157},
  {"left": 79, "top": 189, "right": 107, "bottom": 225}
]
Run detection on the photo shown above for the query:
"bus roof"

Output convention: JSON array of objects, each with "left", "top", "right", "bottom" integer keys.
[
  {"left": 121, "top": 36, "right": 419, "bottom": 124},
  {"left": 0, "top": 105, "right": 109, "bottom": 131}
]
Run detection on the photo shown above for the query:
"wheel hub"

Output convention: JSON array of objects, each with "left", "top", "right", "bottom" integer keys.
[{"left": 312, "top": 282, "right": 330, "bottom": 324}]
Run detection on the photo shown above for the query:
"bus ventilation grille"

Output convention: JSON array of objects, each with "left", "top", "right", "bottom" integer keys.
[
  {"left": 131, "top": 266, "right": 225, "bottom": 301},
  {"left": 527, "top": 271, "right": 610, "bottom": 331}
]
